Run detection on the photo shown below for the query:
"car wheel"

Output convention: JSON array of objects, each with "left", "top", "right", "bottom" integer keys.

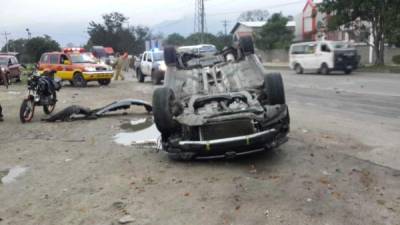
[
  {"left": 239, "top": 35, "right": 255, "bottom": 55},
  {"left": 164, "top": 46, "right": 177, "bottom": 66},
  {"left": 153, "top": 87, "right": 178, "bottom": 137},
  {"left": 137, "top": 69, "right": 145, "bottom": 83},
  {"left": 264, "top": 73, "right": 286, "bottom": 105},
  {"left": 151, "top": 71, "right": 162, "bottom": 85},
  {"left": 295, "top": 64, "right": 303, "bottom": 74},
  {"left": 320, "top": 63, "right": 330, "bottom": 75},
  {"left": 15, "top": 76, "right": 21, "bottom": 83},
  {"left": 345, "top": 69, "right": 352, "bottom": 75},
  {"left": 98, "top": 79, "right": 111, "bottom": 86},
  {"left": 73, "top": 73, "right": 87, "bottom": 87}
]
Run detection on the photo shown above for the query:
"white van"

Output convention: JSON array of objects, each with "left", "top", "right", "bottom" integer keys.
[{"left": 289, "top": 41, "right": 359, "bottom": 75}]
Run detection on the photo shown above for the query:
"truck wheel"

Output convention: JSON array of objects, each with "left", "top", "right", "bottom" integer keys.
[
  {"left": 239, "top": 35, "right": 255, "bottom": 55},
  {"left": 73, "top": 73, "right": 87, "bottom": 87},
  {"left": 137, "top": 69, "right": 145, "bottom": 83},
  {"left": 98, "top": 79, "right": 111, "bottom": 86},
  {"left": 164, "top": 46, "right": 177, "bottom": 66},
  {"left": 153, "top": 87, "right": 178, "bottom": 137},
  {"left": 151, "top": 71, "right": 162, "bottom": 85},
  {"left": 295, "top": 64, "right": 303, "bottom": 74},
  {"left": 320, "top": 63, "right": 330, "bottom": 75},
  {"left": 264, "top": 73, "right": 286, "bottom": 105}
]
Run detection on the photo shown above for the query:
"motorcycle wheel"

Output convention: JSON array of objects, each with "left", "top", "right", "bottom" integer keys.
[
  {"left": 43, "top": 93, "right": 57, "bottom": 115},
  {"left": 20, "top": 99, "right": 35, "bottom": 123}
]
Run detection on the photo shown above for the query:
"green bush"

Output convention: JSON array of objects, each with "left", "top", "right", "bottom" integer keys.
[{"left": 392, "top": 55, "right": 400, "bottom": 64}]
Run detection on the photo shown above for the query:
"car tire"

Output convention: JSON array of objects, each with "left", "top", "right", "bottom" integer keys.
[
  {"left": 151, "top": 71, "right": 162, "bottom": 85},
  {"left": 16, "top": 76, "right": 21, "bottom": 83},
  {"left": 164, "top": 46, "right": 177, "bottom": 66},
  {"left": 320, "top": 63, "right": 330, "bottom": 75},
  {"left": 239, "top": 35, "right": 255, "bottom": 55},
  {"left": 137, "top": 69, "right": 145, "bottom": 83},
  {"left": 168, "top": 152, "right": 195, "bottom": 161},
  {"left": 345, "top": 69, "right": 352, "bottom": 75},
  {"left": 153, "top": 87, "right": 178, "bottom": 137},
  {"left": 98, "top": 79, "right": 111, "bottom": 86},
  {"left": 73, "top": 73, "right": 87, "bottom": 87},
  {"left": 295, "top": 64, "right": 303, "bottom": 74},
  {"left": 264, "top": 73, "right": 286, "bottom": 105}
]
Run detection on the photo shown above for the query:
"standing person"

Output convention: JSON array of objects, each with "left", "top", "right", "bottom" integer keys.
[
  {"left": 114, "top": 53, "right": 127, "bottom": 81},
  {"left": 0, "top": 70, "right": 7, "bottom": 122}
]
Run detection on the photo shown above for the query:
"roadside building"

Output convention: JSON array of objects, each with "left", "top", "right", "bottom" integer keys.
[{"left": 230, "top": 21, "right": 267, "bottom": 41}]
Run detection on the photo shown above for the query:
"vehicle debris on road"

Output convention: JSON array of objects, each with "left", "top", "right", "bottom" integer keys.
[{"left": 43, "top": 99, "right": 152, "bottom": 122}]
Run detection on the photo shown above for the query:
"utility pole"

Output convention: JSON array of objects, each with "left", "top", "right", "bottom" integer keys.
[
  {"left": 222, "top": 19, "right": 230, "bottom": 36},
  {"left": 26, "top": 28, "right": 32, "bottom": 39},
  {"left": 194, "top": 0, "right": 206, "bottom": 43},
  {"left": 2, "top": 32, "right": 11, "bottom": 52}
]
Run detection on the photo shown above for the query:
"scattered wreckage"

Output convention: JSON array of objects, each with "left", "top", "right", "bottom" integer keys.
[
  {"left": 152, "top": 36, "right": 290, "bottom": 160},
  {"left": 43, "top": 99, "right": 152, "bottom": 122}
]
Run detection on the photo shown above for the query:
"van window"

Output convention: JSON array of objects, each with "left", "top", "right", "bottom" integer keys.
[
  {"left": 291, "top": 45, "right": 306, "bottom": 54},
  {"left": 49, "top": 54, "right": 59, "bottom": 64},
  {"left": 40, "top": 54, "right": 49, "bottom": 63},
  {"left": 292, "top": 44, "right": 316, "bottom": 54},
  {"left": 321, "top": 44, "right": 331, "bottom": 52},
  {"left": 305, "top": 45, "right": 316, "bottom": 54}
]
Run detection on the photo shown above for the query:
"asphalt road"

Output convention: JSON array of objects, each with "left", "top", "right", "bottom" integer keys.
[
  {"left": 0, "top": 70, "right": 399, "bottom": 225},
  {"left": 271, "top": 69, "right": 400, "bottom": 171}
]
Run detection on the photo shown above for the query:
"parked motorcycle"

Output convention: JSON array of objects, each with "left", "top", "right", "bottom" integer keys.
[{"left": 19, "top": 69, "right": 62, "bottom": 123}]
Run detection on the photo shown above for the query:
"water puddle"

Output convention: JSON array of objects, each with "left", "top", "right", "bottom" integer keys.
[
  {"left": 0, "top": 166, "right": 28, "bottom": 184},
  {"left": 114, "top": 117, "right": 161, "bottom": 147}
]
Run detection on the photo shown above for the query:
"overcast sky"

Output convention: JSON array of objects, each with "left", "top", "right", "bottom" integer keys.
[{"left": 0, "top": 0, "right": 306, "bottom": 47}]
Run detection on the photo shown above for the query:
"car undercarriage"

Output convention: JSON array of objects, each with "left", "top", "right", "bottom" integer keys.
[{"left": 152, "top": 36, "right": 290, "bottom": 160}]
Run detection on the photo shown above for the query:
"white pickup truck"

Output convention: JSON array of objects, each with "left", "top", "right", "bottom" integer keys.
[{"left": 135, "top": 50, "right": 166, "bottom": 85}]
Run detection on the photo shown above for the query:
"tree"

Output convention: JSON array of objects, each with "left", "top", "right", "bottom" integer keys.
[
  {"left": 238, "top": 10, "right": 269, "bottom": 22},
  {"left": 164, "top": 33, "right": 186, "bottom": 46},
  {"left": 319, "top": 0, "right": 400, "bottom": 65},
  {"left": 25, "top": 35, "right": 60, "bottom": 62},
  {"left": 1, "top": 38, "right": 30, "bottom": 62},
  {"left": 87, "top": 12, "right": 151, "bottom": 55},
  {"left": 255, "top": 13, "right": 293, "bottom": 50}
]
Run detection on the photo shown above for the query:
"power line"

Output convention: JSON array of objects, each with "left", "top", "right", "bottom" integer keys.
[
  {"left": 1, "top": 32, "right": 11, "bottom": 52},
  {"left": 208, "top": 0, "right": 304, "bottom": 17}
]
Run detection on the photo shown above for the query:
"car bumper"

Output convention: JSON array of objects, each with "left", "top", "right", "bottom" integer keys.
[
  {"left": 82, "top": 71, "right": 114, "bottom": 80},
  {"left": 168, "top": 127, "right": 288, "bottom": 158}
]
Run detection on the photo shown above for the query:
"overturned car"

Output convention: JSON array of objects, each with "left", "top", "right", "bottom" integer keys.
[{"left": 152, "top": 36, "right": 290, "bottom": 160}]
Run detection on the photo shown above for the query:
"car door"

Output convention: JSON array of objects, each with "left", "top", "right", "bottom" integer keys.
[
  {"left": 142, "top": 53, "right": 150, "bottom": 75},
  {"left": 49, "top": 54, "right": 61, "bottom": 77},
  {"left": 7, "top": 57, "right": 20, "bottom": 79},
  {"left": 146, "top": 52, "right": 153, "bottom": 75},
  {"left": 39, "top": 54, "right": 50, "bottom": 73},
  {"left": 319, "top": 43, "right": 333, "bottom": 69},
  {"left": 56, "top": 54, "right": 72, "bottom": 80}
]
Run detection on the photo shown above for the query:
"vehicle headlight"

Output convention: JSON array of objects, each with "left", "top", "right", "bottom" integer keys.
[
  {"left": 0, "top": 67, "right": 5, "bottom": 73},
  {"left": 84, "top": 67, "right": 96, "bottom": 72},
  {"left": 159, "top": 63, "right": 167, "bottom": 71}
]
